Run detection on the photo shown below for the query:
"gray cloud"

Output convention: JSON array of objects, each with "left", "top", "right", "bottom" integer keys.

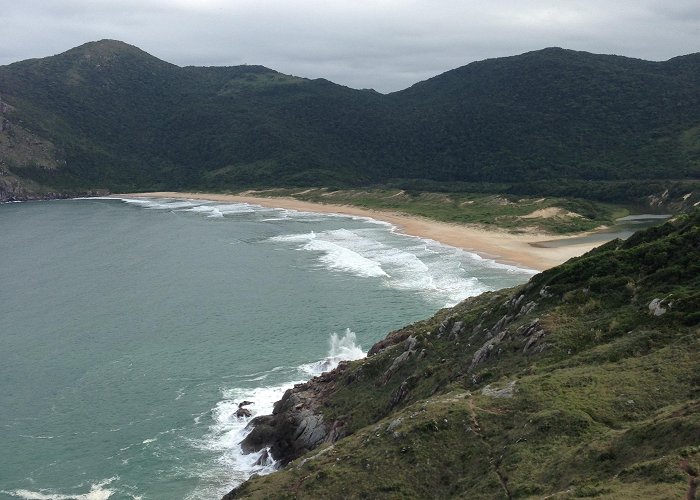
[{"left": 1, "top": 0, "right": 698, "bottom": 92}]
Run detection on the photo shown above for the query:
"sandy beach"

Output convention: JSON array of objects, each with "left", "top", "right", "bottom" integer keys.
[{"left": 116, "top": 191, "right": 605, "bottom": 271}]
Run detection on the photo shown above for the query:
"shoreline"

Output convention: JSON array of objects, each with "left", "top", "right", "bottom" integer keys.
[{"left": 114, "top": 191, "right": 606, "bottom": 271}]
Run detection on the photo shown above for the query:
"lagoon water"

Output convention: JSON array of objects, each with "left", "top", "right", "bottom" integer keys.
[{"left": 0, "top": 198, "right": 535, "bottom": 499}]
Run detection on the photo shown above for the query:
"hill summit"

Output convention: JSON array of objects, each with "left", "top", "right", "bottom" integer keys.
[{"left": 0, "top": 41, "right": 698, "bottom": 202}]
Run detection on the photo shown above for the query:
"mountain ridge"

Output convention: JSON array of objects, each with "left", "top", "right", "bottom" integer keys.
[{"left": 1, "top": 40, "right": 698, "bottom": 202}]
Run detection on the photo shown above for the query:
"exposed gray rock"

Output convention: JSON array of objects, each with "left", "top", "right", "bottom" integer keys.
[
  {"left": 381, "top": 350, "right": 412, "bottom": 385},
  {"left": 381, "top": 335, "right": 418, "bottom": 384},
  {"left": 386, "top": 417, "right": 403, "bottom": 433},
  {"left": 240, "top": 388, "right": 329, "bottom": 466},
  {"left": 481, "top": 380, "right": 516, "bottom": 398},
  {"left": 389, "top": 376, "right": 417, "bottom": 408},
  {"left": 235, "top": 407, "right": 252, "bottom": 418},
  {"left": 518, "top": 301, "right": 537, "bottom": 317},
  {"left": 253, "top": 448, "right": 273, "bottom": 467},
  {"left": 490, "top": 314, "right": 512, "bottom": 336},
  {"left": 404, "top": 335, "right": 418, "bottom": 351},
  {"left": 450, "top": 321, "right": 464, "bottom": 340},
  {"left": 326, "top": 419, "right": 347, "bottom": 443},
  {"left": 509, "top": 294, "right": 525, "bottom": 310},
  {"left": 294, "top": 412, "right": 326, "bottom": 448},
  {"left": 648, "top": 298, "right": 668, "bottom": 316},
  {"left": 468, "top": 329, "right": 508, "bottom": 373}
]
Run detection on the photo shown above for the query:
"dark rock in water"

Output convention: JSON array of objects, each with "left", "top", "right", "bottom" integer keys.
[
  {"left": 235, "top": 407, "right": 252, "bottom": 418},
  {"left": 240, "top": 387, "right": 329, "bottom": 466},
  {"left": 240, "top": 415, "right": 276, "bottom": 453},
  {"left": 253, "top": 449, "right": 272, "bottom": 467},
  {"left": 238, "top": 400, "right": 254, "bottom": 408}
]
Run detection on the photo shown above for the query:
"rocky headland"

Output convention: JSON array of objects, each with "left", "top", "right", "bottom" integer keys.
[{"left": 224, "top": 212, "right": 700, "bottom": 499}]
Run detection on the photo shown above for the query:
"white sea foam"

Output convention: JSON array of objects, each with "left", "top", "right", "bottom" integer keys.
[
  {"left": 188, "top": 330, "right": 366, "bottom": 498},
  {"left": 120, "top": 198, "right": 199, "bottom": 211},
  {"left": 118, "top": 198, "right": 273, "bottom": 219},
  {"left": 2, "top": 477, "right": 118, "bottom": 500},
  {"left": 299, "top": 329, "right": 366, "bottom": 376},
  {"left": 268, "top": 226, "right": 526, "bottom": 306},
  {"left": 271, "top": 231, "right": 389, "bottom": 278},
  {"left": 307, "top": 238, "right": 390, "bottom": 277},
  {"left": 179, "top": 203, "right": 258, "bottom": 218}
]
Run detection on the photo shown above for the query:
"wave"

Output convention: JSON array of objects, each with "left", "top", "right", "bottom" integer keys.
[
  {"left": 117, "top": 197, "right": 271, "bottom": 219},
  {"left": 116, "top": 197, "right": 535, "bottom": 302},
  {"left": 120, "top": 198, "right": 200, "bottom": 211},
  {"left": 188, "top": 330, "right": 366, "bottom": 498},
  {"left": 181, "top": 203, "right": 258, "bottom": 218},
  {"left": 271, "top": 231, "right": 389, "bottom": 278},
  {"left": 269, "top": 227, "right": 534, "bottom": 306},
  {"left": 2, "top": 477, "right": 119, "bottom": 500},
  {"left": 299, "top": 329, "right": 366, "bottom": 376}
]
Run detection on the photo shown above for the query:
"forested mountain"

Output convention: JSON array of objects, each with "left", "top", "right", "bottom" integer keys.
[{"left": 1, "top": 40, "right": 698, "bottom": 201}]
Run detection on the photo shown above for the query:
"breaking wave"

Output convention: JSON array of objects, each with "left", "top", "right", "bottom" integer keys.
[
  {"left": 2, "top": 477, "right": 119, "bottom": 500},
  {"left": 189, "top": 330, "right": 366, "bottom": 498},
  {"left": 270, "top": 227, "right": 533, "bottom": 306}
]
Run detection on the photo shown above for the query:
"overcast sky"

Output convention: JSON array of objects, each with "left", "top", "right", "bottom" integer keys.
[{"left": 1, "top": 0, "right": 698, "bottom": 93}]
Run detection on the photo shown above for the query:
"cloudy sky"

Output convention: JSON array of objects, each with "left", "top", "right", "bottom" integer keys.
[{"left": 1, "top": 0, "right": 698, "bottom": 93}]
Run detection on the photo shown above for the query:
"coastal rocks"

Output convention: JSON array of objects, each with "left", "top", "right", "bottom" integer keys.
[
  {"left": 380, "top": 335, "right": 418, "bottom": 385},
  {"left": 368, "top": 327, "right": 415, "bottom": 356},
  {"left": 238, "top": 363, "right": 355, "bottom": 467},
  {"left": 235, "top": 401, "right": 254, "bottom": 418},
  {"left": 240, "top": 388, "right": 329, "bottom": 466},
  {"left": 235, "top": 408, "right": 251, "bottom": 418},
  {"left": 253, "top": 449, "right": 273, "bottom": 467},
  {"left": 386, "top": 417, "right": 403, "bottom": 434}
]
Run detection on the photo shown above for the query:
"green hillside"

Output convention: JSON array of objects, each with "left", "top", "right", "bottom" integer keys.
[
  {"left": 1, "top": 41, "right": 699, "bottom": 202},
  {"left": 225, "top": 211, "right": 700, "bottom": 499}
]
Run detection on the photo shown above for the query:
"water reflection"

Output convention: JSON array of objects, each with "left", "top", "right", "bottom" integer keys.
[{"left": 532, "top": 214, "right": 671, "bottom": 248}]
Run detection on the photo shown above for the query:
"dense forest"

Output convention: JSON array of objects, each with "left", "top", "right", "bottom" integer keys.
[{"left": 0, "top": 40, "right": 698, "bottom": 202}]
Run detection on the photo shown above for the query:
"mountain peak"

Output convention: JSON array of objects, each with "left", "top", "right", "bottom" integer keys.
[{"left": 61, "top": 39, "right": 159, "bottom": 63}]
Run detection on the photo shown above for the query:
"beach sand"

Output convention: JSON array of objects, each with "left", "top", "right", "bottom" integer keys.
[{"left": 116, "top": 191, "right": 606, "bottom": 271}]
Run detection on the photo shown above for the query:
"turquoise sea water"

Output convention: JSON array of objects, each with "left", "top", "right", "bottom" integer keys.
[{"left": 0, "top": 198, "right": 535, "bottom": 499}]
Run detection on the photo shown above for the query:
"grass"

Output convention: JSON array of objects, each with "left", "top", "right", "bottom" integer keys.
[
  {"left": 228, "top": 212, "right": 700, "bottom": 499},
  {"left": 233, "top": 187, "right": 628, "bottom": 234}
]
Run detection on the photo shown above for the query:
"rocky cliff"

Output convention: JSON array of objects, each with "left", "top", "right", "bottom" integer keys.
[{"left": 225, "top": 212, "right": 700, "bottom": 499}]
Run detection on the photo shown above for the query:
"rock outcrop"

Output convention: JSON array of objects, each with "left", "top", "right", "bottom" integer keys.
[
  {"left": 240, "top": 363, "right": 353, "bottom": 466},
  {"left": 225, "top": 213, "right": 700, "bottom": 499}
]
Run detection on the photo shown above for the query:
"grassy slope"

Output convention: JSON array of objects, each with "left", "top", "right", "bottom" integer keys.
[
  {"left": 230, "top": 212, "right": 700, "bottom": 499},
  {"left": 240, "top": 187, "right": 630, "bottom": 233}
]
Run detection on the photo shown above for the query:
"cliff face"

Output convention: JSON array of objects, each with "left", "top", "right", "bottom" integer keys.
[
  {"left": 226, "top": 212, "right": 700, "bottom": 499},
  {"left": 0, "top": 97, "right": 71, "bottom": 202}
]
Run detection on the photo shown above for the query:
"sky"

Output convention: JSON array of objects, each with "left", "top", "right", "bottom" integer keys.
[{"left": 1, "top": 0, "right": 698, "bottom": 93}]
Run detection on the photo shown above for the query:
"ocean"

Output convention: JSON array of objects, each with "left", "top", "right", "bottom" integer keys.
[{"left": 0, "top": 197, "right": 535, "bottom": 499}]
